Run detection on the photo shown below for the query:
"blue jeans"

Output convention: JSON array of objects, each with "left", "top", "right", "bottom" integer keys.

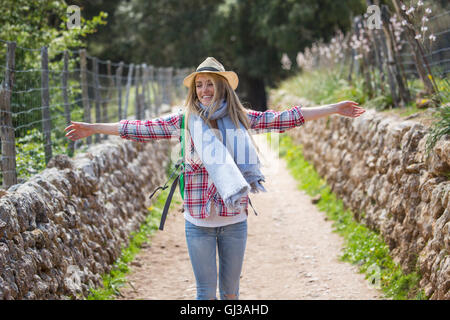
[{"left": 185, "top": 220, "right": 247, "bottom": 300}]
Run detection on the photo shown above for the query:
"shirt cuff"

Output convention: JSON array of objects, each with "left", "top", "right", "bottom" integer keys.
[
  {"left": 118, "top": 119, "right": 129, "bottom": 139},
  {"left": 293, "top": 105, "right": 305, "bottom": 126}
]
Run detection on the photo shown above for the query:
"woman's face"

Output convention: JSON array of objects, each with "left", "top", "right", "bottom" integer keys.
[{"left": 195, "top": 74, "right": 215, "bottom": 106}]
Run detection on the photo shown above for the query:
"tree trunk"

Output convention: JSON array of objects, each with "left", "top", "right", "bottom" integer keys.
[
  {"left": 381, "top": 5, "right": 411, "bottom": 106},
  {"left": 239, "top": 75, "right": 267, "bottom": 112}
]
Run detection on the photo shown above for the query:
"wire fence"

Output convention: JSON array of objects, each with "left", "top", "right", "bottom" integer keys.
[
  {"left": 397, "top": 8, "right": 449, "bottom": 78},
  {"left": 0, "top": 40, "right": 192, "bottom": 189},
  {"left": 292, "top": 2, "right": 449, "bottom": 108}
]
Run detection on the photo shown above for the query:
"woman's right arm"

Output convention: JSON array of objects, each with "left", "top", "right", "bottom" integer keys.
[
  {"left": 65, "top": 122, "right": 119, "bottom": 141},
  {"left": 64, "top": 113, "right": 182, "bottom": 142}
]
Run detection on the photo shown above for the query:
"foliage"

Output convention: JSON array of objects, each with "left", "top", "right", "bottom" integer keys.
[
  {"left": 14, "top": 129, "right": 47, "bottom": 180},
  {"left": 1, "top": 0, "right": 107, "bottom": 143},
  {"left": 76, "top": 0, "right": 220, "bottom": 68},
  {"left": 276, "top": 67, "right": 369, "bottom": 106},
  {"left": 426, "top": 103, "right": 450, "bottom": 153},
  {"left": 275, "top": 133, "right": 426, "bottom": 300},
  {"left": 74, "top": 0, "right": 365, "bottom": 109},
  {"left": 0, "top": 0, "right": 107, "bottom": 66},
  {"left": 13, "top": 128, "right": 68, "bottom": 182}
]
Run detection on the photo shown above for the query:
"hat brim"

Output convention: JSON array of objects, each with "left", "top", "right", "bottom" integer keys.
[{"left": 183, "top": 71, "right": 239, "bottom": 90}]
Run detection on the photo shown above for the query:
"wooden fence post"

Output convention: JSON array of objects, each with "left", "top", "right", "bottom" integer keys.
[
  {"left": 124, "top": 63, "right": 134, "bottom": 118},
  {"left": 348, "top": 42, "right": 355, "bottom": 83},
  {"left": 161, "top": 67, "right": 169, "bottom": 108},
  {"left": 157, "top": 67, "right": 164, "bottom": 114},
  {"left": 62, "top": 50, "right": 74, "bottom": 157},
  {"left": 167, "top": 67, "right": 173, "bottom": 106},
  {"left": 381, "top": 5, "right": 411, "bottom": 106},
  {"left": 161, "top": 67, "right": 166, "bottom": 111},
  {"left": 135, "top": 65, "right": 141, "bottom": 120},
  {"left": 379, "top": 30, "right": 401, "bottom": 107},
  {"left": 374, "top": 29, "right": 386, "bottom": 95},
  {"left": 79, "top": 49, "right": 92, "bottom": 145},
  {"left": 354, "top": 16, "right": 374, "bottom": 99},
  {"left": 347, "top": 15, "right": 355, "bottom": 83},
  {"left": 142, "top": 63, "right": 149, "bottom": 118},
  {"left": 149, "top": 65, "right": 157, "bottom": 117},
  {"left": 0, "top": 41, "right": 17, "bottom": 188},
  {"left": 173, "top": 69, "right": 179, "bottom": 102},
  {"left": 116, "top": 61, "right": 124, "bottom": 121},
  {"left": 103, "top": 60, "right": 113, "bottom": 138},
  {"left": 40, "top": 46, "right": 52, "bottom": 165},
  {"left": 178, "top": 68, "right": 184, "bottom": 101},
  {"left": 93, "top": 57, "right": 101, "bottom": 143},
  {"left": 365, "top": 0, "right": 385, "bottom": 95}
]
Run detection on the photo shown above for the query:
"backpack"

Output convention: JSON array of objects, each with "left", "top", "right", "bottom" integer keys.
[{"left": 179, "top": 113, "right": 185, "bottom": 200}]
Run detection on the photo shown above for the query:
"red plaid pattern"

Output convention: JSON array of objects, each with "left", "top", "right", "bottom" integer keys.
[{"left": 119, "top": 105, "right": 305, "bottom": 218}]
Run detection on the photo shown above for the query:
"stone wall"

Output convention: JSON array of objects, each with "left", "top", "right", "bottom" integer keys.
[
  {"left": 0, "top": 136, "right": 170, "bottom": 299},
  {"left": 274, "top": 93, "right": 449, "bottom": 299}
]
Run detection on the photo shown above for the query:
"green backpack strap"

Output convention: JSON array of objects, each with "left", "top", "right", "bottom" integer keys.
[
  {"left": 179, "top": 113, "right": 185, "bottom": 200},
  {"left": 149, "top": 113, "right": 186, "bottom": 231}
]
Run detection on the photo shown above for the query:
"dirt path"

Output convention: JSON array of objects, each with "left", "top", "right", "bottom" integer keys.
[{"left": 118, "top": 134, "right": 383, "bottom": 300}]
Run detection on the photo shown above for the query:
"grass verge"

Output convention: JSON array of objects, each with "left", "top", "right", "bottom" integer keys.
[
  {"left": 86, "top": 185, "right": 181, "bottom": 300},
  {"left": 272, "top": 133, "right": 426, "bottom": 300}
]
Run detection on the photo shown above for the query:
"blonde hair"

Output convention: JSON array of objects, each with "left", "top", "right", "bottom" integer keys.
[{"left": 183, "top": 73, "right": 260, "bottom": 155}]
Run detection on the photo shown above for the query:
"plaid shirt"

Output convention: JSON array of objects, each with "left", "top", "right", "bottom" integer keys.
[{"left": 119, "top": 106, "right": 305, "bottom": 218}]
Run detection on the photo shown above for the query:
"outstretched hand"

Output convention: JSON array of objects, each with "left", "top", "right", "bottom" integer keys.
[
  {"left": 64, "top": 121, "right": 94, "bottom": 141},
  {"left": 334, "top": 101, "right": 365, "bottom": 118}
]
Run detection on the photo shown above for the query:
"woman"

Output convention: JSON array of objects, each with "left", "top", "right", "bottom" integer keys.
[{"left": 64, "top": 57, "right": 365, "bottom": 300}]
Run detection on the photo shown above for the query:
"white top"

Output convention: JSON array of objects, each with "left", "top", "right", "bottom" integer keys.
[{"left": 183, "top": 201, "right": 247, "bottom": 227}]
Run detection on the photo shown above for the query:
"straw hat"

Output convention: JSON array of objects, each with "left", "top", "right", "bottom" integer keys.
[{"left": 183, "top": 57, "right": 239, "bottom": 90}]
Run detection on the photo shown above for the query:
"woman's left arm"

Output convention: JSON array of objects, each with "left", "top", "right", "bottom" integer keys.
[
  {"left": 247, "top": 101, "right": 365, "bottom": 134},
  {"left": 302, "top": 101, "right": 365, "bottom": 121}
]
